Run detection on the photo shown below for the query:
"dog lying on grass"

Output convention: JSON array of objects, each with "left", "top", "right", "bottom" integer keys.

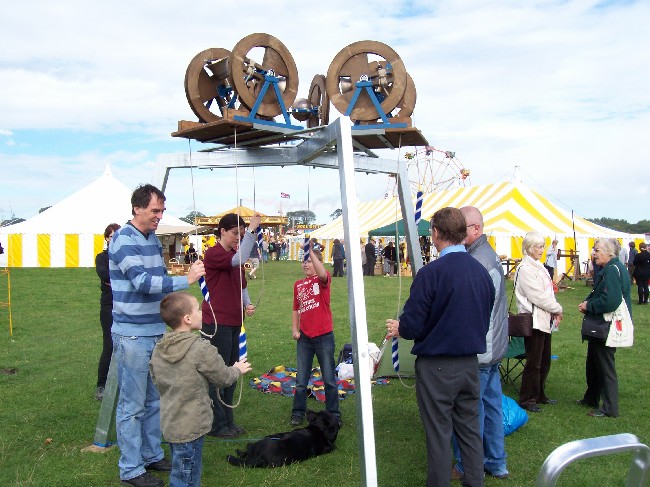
[{"left": 227, "top": 410, "right": 340, "bottom": 467}]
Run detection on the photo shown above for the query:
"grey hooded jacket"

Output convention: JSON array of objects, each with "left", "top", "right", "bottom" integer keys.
[
  {"left": 467, "top": 234, "right": 509, "bottom": 366},
  {"left": 150, "top": 331, "right": 241, "bottom": 443}
]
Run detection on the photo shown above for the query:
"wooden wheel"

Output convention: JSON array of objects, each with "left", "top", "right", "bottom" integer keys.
[
  {"left": 395, "top": 72, "right": 416, "bottom": 118},
  {"left": 307, "top": 74, "right": 329, "bottom": 128},
  {"left": 184, "top": 48, "right": 234, "bottom": 123},
  {"left": 326, "top": 40, "right": 407, "bottom": 121},
  {"left": 228, "top": 33, "right": 299, "bottom": 118}
]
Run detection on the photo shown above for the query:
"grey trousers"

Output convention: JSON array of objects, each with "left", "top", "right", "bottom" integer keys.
[{"left": 415, "top": 355, "right": 484, "bottom": 487}]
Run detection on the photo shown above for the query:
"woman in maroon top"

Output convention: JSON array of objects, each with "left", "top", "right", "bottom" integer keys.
[{"left": 201, "top": 212, "right": 260, "bottom": 438}]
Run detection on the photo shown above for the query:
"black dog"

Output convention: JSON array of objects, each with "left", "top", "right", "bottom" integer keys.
[{"left": 227, "top": 410, "right": 340, "bottom": 467}]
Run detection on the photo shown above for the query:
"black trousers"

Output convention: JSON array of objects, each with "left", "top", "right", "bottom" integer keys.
[
  {"left": 333, "top": 258, "right": 345, "bottom": 277},
  {"left": 97, "top": 304, "right": 113, "bottom": 387},
  {"left": 583, "top": 338, "right": 618, "bottom": 417},
  {"left": 203, "top": 323, "right": 240, "bottom": 431},
  {"left": 637, "top": 281, "right": 649, "bottom": 304}
]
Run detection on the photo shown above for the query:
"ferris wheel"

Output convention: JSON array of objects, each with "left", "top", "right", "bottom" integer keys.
[{"left": 385, "top": 146, "right": 471, "bottom": 197}]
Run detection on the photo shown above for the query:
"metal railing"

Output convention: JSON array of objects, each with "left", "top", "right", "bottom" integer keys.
[{"left": 535, "top": 433, "right": 650, "bottom": 487}]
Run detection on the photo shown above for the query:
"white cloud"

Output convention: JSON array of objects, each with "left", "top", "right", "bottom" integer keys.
[{"left": 1, "top": 0, "right": 649, "bottom": 225}]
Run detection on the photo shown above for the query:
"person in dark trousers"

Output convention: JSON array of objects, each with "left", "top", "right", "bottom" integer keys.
[
  {"left": 386, "top": 207, "right": 495, "bottom": 487},
  {"left": 578, "top": 238, "right": 631, "bottom": 418},
  {"left": 633, "top": 242, "right": 650, "bottom": 304},
  {"left": 364, "top": 239, "right": 377, "bottom": 276},
  {"left": 331, "top": 239, "right": 345, "bottom": 277},
  {"left": 94, "top": 223, "right": 121, "bottom": 401}
]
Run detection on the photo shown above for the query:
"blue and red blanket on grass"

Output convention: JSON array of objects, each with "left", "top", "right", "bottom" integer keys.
[{"left": 250, "top": 365, "right": 388, "bottom": 402}]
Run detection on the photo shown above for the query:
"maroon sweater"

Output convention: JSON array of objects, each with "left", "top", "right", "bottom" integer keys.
[{"left": 202, "top": 242, "right": 247, "bottom": 326}]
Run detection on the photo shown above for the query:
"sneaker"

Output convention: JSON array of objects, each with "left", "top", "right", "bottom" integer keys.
[
  {"left": 290, "top": 415, "right": 304, "bottom": 426},
  {"left": 145, "top": 458, "right": 172, "bottom": 472},
  {"left": 94, "top": 386, "right": 105, "bottom": 401},
  {"left": 121, "top": 472, "right": 163, "bottom": 487},
  {"left": 486, "top": 469, "right": 510, "bottom": 479}
]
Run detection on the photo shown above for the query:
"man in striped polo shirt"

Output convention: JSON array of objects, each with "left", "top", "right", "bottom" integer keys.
[{"left": 109, "top": 184, "right": 204, "bottom": 487}]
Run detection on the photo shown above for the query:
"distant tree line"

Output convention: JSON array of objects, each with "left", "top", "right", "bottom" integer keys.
[{"left": 588, "top": 217, "right": 650, "bottom": 234}]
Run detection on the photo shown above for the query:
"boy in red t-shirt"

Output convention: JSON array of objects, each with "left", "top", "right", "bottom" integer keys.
[{"left": 290, "top": 246, "right": 341, "bottom": 427}]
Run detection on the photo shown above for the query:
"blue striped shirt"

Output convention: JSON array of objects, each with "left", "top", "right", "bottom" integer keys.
[{"left": 108, "top": 223, "right": 189, "bottom": 336}]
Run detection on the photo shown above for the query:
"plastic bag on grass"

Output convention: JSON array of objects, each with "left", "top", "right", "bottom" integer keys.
[{"left": 502, "top": 394, "right": 528, "bottom": 435}]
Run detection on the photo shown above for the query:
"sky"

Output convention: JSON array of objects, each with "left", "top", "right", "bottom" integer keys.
[{"left": 1, "top": 0, "right": 648, "bottom": 226}]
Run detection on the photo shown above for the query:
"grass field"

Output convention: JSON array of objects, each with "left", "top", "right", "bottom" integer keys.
[{"left": 0, "top": 262, "right": 648, "bottom": 486}]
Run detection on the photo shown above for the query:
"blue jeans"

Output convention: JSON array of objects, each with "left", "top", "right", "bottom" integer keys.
[
  {"left": 453, "top": 363, "right": 508, "bottom": 476},
  {"left": 112, "top": 333, "right": 164, "bottom": 480},
  {"left": 170, "top": 436, "right": 204, "bottom": 487},
  {"left": 292, "top": 332, "right": 340, "bottom": 418}
]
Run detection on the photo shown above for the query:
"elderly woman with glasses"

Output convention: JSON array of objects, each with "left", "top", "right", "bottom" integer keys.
[
  {"left": 578, "top": 238, "right": 631, "bottom": 417},
  {"left": 515, "top": 231, "right": 564, "bottom": 413}
]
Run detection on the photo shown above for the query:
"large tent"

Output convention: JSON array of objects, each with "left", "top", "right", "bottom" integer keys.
[
  {"left": 0, "top": 166, "right": 196, "bottom": 268},
  {"left": 292, "top": 180, "right": 644, "bottom": 273}
]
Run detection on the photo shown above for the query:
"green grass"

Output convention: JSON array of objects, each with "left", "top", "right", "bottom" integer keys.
[{"left": 0, "top": 263, "right": 648, "bottom": 486}]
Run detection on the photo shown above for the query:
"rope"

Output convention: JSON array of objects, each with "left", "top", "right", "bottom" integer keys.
[{"left": 187, "top": 139, "right": 218, "bottom": 339}]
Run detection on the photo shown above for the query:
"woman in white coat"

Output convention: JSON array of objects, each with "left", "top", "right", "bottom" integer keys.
[{"left": 515, "top": 232, "right": 564, "bottom": 413}]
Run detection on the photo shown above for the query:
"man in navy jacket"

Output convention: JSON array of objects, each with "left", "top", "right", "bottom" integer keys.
[{"left": 386, "top": 207, "right": 494, "bottom": 487}]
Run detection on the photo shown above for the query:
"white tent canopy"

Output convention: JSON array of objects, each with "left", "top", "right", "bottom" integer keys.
[
  {"left": 290, "top": 181, "right": 644, "bottom": 273},
  {"left": 0, "top": 166, "right": 196, "bottom": 268}
]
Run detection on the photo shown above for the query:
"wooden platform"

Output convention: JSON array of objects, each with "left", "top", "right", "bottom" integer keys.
[{"left": 172, "top": 119, "right": 429, "bottom": 150}]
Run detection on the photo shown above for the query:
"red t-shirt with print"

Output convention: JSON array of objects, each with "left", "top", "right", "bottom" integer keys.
[{"left": 293, "top": 272, "right": 332, "bottom": 338}]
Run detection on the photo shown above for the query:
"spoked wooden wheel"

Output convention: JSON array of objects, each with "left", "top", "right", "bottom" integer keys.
[
  {"left": 184, "top": 48, "right": 234, "bottom": 123},
  {"left": 307, "top": 74, "right": 329, "bottom": 128},
  {"left": 228, "top": 33, "right": 299, "bottom": 118},
  {"left": 326, "top": 40, "right": 407, "bottom": 121},
  {"left": 395, "top": 72, "right": 416, "bottom": 118}
]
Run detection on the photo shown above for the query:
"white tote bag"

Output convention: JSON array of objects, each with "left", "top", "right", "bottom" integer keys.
[{"left": 604, "top": 299, "right": 634, "bottom": 348}]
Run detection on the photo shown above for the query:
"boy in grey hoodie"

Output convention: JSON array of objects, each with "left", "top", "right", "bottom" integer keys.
[{"left": 150, "top": 292, "right": 251, "bottom": 487}]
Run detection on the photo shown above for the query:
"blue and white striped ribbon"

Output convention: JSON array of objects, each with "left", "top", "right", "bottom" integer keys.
[
  {"left": 414, "top": 190, "right": 423, "bottom": 225},
  {"left": 199, "top": 276, "right": 210, "bottom": 302},
  {"left": 303, "top": 235, "right": 310, "bottom": 262},
  {"left": 256, "top": 227, "right": 263, "bottom": 247},
  {"left": 392, "top": 336, "right": 400, "bottom": 372},
  {"left": 239, "top": 325, "right": 247, "bottom": 360}
]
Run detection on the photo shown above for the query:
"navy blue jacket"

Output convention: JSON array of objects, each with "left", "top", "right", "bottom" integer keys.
[{"left": 399, "top": 251, "right": 495, "bottom": 357}]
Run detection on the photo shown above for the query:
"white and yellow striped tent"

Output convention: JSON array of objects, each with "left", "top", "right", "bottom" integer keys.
[
  {"left": 289, "top": 181, "right": 643, "bottom": 273},
  {"left": 0, "top": 166, "right": 196, "bottom": 268}
]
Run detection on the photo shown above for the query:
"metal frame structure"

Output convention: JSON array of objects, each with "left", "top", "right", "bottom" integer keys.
[
  {"left": 156, "top": 118, "right": 423, "bottom": 486},
  {"left": 534, "top": 433, "right": 650, "bottom": 486}
]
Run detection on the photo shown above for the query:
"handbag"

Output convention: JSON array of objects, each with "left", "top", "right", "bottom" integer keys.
[
  {"left": 604, "top": 298, "right": 634, "bottom": 347},
  {"left": 508, "top": 267, "right": 533, "bottom": 337},
  {"left": 580, "top": 314, "right": 610, "bottom": 340}
]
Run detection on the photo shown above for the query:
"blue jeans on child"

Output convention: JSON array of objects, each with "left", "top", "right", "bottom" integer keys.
[
  {"left": 292, "top": 332, "right": 340, "bottom": 418},
  {"left": 112, "top": 333, "right": 165, "bottom": 481},
  {"left": 453, "top": 362, "right": 508, "bottom": 476},
  {"left": 170, "top": 436, "right": 204, "bottom": 487}
]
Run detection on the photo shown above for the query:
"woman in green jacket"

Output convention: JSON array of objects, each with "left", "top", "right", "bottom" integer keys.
[{"left": 578, "top": 238, "right": 631, "bottom": 418}]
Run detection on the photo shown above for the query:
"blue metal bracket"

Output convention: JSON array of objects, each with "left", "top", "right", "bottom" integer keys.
[
  {"left": 345, "top": 79, "right": 407, "bottom": 131},
  {"left": 234, "top": 71, "right": 302, "bottom": 131}
]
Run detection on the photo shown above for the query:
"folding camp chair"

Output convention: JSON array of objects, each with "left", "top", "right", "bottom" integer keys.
[{"left": 499, "top": 336, "right": 526, "bottom": 391}]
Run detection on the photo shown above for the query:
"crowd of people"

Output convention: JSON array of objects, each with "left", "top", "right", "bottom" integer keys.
[{"left": 94, "top": 184, "right": 639, "bottom": 486}]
